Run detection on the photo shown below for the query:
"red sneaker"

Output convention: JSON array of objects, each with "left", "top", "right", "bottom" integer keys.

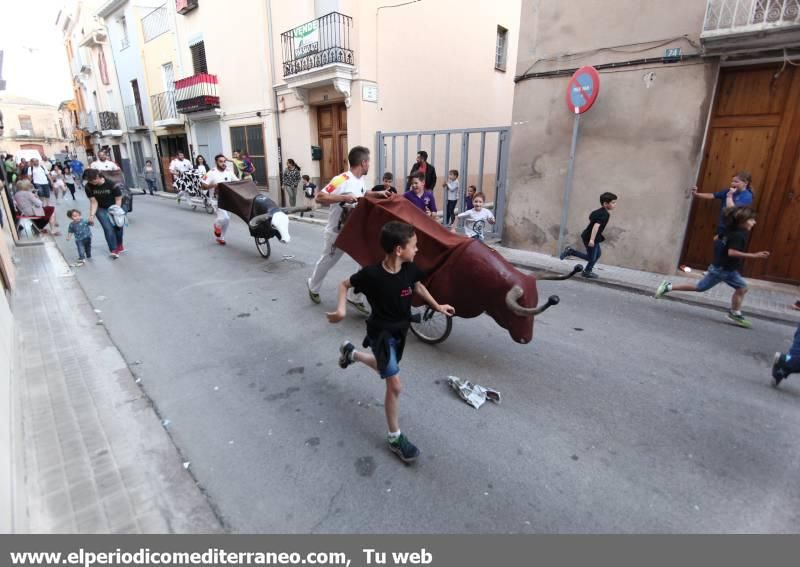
[
  {"left": 216, "top": 237, "right": 226, "bottom": 245},
  {"left": 115, "top": 245, "right": 125, "bottom": 254},
  {"left": 213, "top": 224, "right": 222, "bottom": 237}
]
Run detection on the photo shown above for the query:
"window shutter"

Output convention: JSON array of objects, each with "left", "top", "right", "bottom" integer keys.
[{"left": 190, "top": 41, "right": 208, "bottom": 75}]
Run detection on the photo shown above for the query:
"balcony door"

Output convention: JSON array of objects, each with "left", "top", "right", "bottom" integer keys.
[
  {"left": 162, "top": 63, "right": 174, "bottom": 92},
  {"left": 681, "top": 65, "right": 800, "bottom": 284},
  {"left": 317, "top": 103, "right": 347, "bottom": 185}
]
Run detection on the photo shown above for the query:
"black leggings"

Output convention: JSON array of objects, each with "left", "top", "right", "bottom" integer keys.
[{"left": 66, "top": 183, "right": 76, "bottom": 199}]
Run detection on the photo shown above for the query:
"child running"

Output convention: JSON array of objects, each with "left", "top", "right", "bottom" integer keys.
[
  {"left": 452, "top": 191, "right": 495, "bottom": 240},
  {"left": 654, "top": 206, "right": 769, "bottom": 328},
  {"left": 772, "top": 323, "right": 800, "bottom": 387},
  {"left": 65, "top": 209, "right": 92, "bottom": 266},
  {"left": 560, "top": 192, "right": 618, "bottom": 279},
  {"left": 301, "top": 174, "right": 317, "bottom": 218},
  {"left": 326, "top": 221, "right": 455, "bottom": 463}
]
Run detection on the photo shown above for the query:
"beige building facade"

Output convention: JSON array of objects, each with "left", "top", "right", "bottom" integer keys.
[
  {"left": 506, "top": 0, "right": 800, "bottom": 284},
  {"left": 0, "top": 97, "right": 71, "bottom": 159}
]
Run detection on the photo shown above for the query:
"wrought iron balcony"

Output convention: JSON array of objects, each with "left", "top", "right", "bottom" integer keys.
[
  {"left": 281, "top": 12, "right": 354, "bottom": 77},
  {"left": 151, "top": 90, "right": 180, "bottom": 122},
  {"left": 79, "top": 111, "right": 97, "bottom": 132},
  {"left": 99, "top": 111, "right": 121, "bottom": 131},
  {"left": 702, "top": 0, "right": 800, "bottom": 38},
  {"left": 174, "top": 73, "right": 220, "bottom": 113},
  {"left": 124, "top": 104, "right": 146, "bottom": 129}
]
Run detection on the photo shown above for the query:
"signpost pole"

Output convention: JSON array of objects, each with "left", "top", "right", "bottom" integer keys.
[{"left": 556, "top": 107, "right": 581, "bottom": 256}]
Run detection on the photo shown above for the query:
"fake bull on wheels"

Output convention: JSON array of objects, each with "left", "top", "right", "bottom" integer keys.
[{"left": 335, "top": 193, "right": 582, "bottom": 344}]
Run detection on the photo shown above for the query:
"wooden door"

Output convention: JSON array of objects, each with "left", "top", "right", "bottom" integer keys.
[
  {"left": 317, "top": 103, "right": 348, "bottom": 184},
  {"left": 681, "top": 66, "right": 800, "bottom": 283}
]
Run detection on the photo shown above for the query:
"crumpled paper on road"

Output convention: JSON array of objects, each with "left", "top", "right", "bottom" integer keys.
[{"left": 447, "top": 376, "right": 501, "bottom": 409}]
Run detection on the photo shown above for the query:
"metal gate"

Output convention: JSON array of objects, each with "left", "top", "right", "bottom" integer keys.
[{"left": 375, "top": 127, "right": 511, "bottom": 237}]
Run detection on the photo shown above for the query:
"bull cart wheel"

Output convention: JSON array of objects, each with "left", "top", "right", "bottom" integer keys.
[
  {"left": 255, "top": 236, "right": 271, "bottom": 259},
  {"left": 410, "top": 306, "right": 452, "bottom": 345},
  {"left": 205, "top": 201, "right": 215, "bottom": 214}
]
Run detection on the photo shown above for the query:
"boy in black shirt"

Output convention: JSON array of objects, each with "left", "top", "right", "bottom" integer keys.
[
  {"left": 560, "top": 192, "right": 618, "bottom": 278},
  {"left": 326, "top": 221, "right": 455, "bottom": 463},
  {"left": 371, "top": 172, "right": 397, "bottom": 194},
  {"left": 655, "top": 206, "right": 770, "bottom": 328}
]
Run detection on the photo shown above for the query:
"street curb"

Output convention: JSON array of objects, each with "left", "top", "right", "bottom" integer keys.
[
  {"left": 152, "top": 192, "right": 178, "bottom": 200},
  {"left": 288, "top": 215, "right": 326, "bottom": 227},
  {"left": 508, "top": 259, "right": 798, "bottom": 327}
]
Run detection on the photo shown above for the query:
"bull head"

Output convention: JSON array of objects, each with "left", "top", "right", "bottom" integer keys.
[{"left": 270, "top": 211, "right": 290, "bottom": 243}]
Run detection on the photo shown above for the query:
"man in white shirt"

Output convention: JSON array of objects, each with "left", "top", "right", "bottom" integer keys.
[
  {"left": 90, "top": 149, "right": 120, "bottom": 172},
  {"left": 27, "top": 158, "right": 52, "bottom": 205},
  {"left": 170, "top": 151, "right": 194, "bottom": 201},
  {"left": 307, "top": 145, "right": 392, "bottom": 312},
  {"left": 41, "top": 156, "right": 53, "bottom": 172},
  {"left": 201, "top": 154, "right": 238, "bottom": 245}
]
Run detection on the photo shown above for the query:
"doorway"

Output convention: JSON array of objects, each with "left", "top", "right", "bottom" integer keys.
[
  {"left": 230, "top": 124, "right": 267, "bottom": 186},
  {"left": 156, "top": 134, "right": 189, "bottom": 191},
  {"left": 317, "top": 103, "right": 348, "bottom": 185},
  {"left": 681, "top": 65, "right": 800, "bottom": 284}
]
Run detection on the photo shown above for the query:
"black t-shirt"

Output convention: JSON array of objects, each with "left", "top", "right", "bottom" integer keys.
[
  {"left": 581, "top": 207, "right": 611, "bottom": 244},
  {"left": 713, "top": 228, "right": 748, "bottom": 271},
  {"left": 371, "top": 184, "right": 397, "bottom": 194},
  {"left": 86, "top": 179, "right": 122, "bottom": 209},
  {"left": 350, "top": 262, "right": 425, "bottom": 326}
]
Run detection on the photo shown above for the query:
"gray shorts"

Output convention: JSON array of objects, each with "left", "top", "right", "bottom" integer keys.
[
  {"left": 34, "top": 183, "right": 51, "bottom": 198},
  {"left": 696, "top": 265, "right": 747, "bottom": 292}
]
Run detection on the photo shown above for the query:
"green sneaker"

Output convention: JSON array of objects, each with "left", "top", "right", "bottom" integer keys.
[
  {"left": 727, "top": 311, "right": 752, "bottom": 328},
  {"left": 307, "top": 280, "right": 321, "bottom": 304},
  {"left": 654, "top": 280, "right": 670, "bottom": 299},
  {"left": 388, "top": 433, "right": 419, "bottom": 463},
  {"left": 347, "top": 298, "right": 370, "bottom": 315}
]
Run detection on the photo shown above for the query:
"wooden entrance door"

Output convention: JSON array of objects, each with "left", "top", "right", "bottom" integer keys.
[
  {"left": 681, "top": 65, "right": 800, "bottom": 284},
  {"left": 317, "top": 103, "right": 348, "bottom": 185}
]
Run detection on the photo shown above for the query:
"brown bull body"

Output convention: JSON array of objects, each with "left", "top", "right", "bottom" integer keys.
[{"left": 334, "top": 194, "right": 541, "bottom": 344}]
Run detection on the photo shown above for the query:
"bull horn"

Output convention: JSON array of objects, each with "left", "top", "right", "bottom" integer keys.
[
  {"left": 248, "top": 213, "right": 270, "bottom": 229},
  {"left": 537, "top": 264, "right": 584, "bottom": 281},
  {"left": 505, "top": 286, "right": 561, "bottom": 317},
  {"left": 282, "top": 206, "right": 312, "bottom": 215}
]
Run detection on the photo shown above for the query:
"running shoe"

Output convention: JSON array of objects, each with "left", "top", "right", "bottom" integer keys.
[
  {"left": 216, "top": 237, "right": 226, "bottom": 246},
  {"left": 388, "top": 434, "right": 420, "bottom": 463},
  {"left": 213, "top": 223, "right": 222, "bottom": 237},
  {"left": 581, "top": 271, "right": 599, "bottom": 279},
  {"left": 654, "top": 280, "right": 670, "bottom": 299},
  {"left": 559, "top": 247, "right": 574, "bottom": 261},
  {"left": 307, "top": 280, "right": 321, "bottom": 304},
  {"left": 726, "top": 311, "right": 752, "bottom": 328},
  {"left": 109, "top": 252, "right": 119, "bottom": 259},
  {"left": 338, "top": 340, "right": 355, "bottom": 369},
  {"left": 772, "top": 352, "right": 789, "bottom": 387},
  {"left": 792, "top": 300, "right": 800, "bottom": 311},
  {"left": 347, "top": 298, "right": 370, "bottom": 315}
]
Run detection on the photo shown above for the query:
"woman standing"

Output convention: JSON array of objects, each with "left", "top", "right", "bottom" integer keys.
[
  {"left": 143, "top": 160, "right": 157, "bottom": 195},
  {"left": 195, "top": 155, "right": 209, "bottom": 174},
  {"left": 282, "top": 158, "right": 301, "bottom": 207},
  {"left": 50, "top": 165, "right": 67, "bottom": 200},
  {"left": 63, "top": 165, "right": 77, "bottom": 199}
]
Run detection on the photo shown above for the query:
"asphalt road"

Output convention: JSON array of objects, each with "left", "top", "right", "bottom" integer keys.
[{"left": 51, "top": 192, "right": 800, "bottom": 533}]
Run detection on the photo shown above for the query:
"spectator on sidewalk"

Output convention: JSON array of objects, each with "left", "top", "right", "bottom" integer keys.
[
  {"left": 654, "top": 206, "right": 769, "bottom": 329},
  {"left": 13, "top": 173, "right": 59, "bottom": 234},
  {"left": 85, "top": 169, "right": 125, "bottom": 258},
  {"left": 772, "top": 322, "right": 800, "bottom": 387},
  {"left": 242, "top": 152, "right": 256, "bottom": 181},
  {"left": 282, "top": 158, "right": 301, "bottom": 207},
  {"left": 372, "top": 172, "right": 397, "bottom": 194},
  {"left": 452, "top": 191, "right": 495, "bottom": 241},
  {"left": 464, "top": 185, "right": 476, "bottom": 212},
  {"left": 406, "top": 150, "right": 437, "bottom": 192},
  {"left": 143, "top": 160, "right": 157, "bottom": 195},
  {"left": 27, "top": 157, "right": 53, "bottom": 206},
  {"left": 65, "top": 209, "right": 92, "bottom": 266},
  {"left": 194, "top": 155, "right": 209, "bottom": 175},
  {"left": 403, "top": 171, "right": 437, "bottom": 217},
  {"left": 443, "top": 169, "right": 460, "bottom": 225},
  {"left": 691, "top": 172, "right": 754, "bottom": 237},
  {"left": 90, "top": 149, "right": 120, "bottom": 172},
  {"left": 41, "top": 155, "right": 53, "bottom": 172},
  {"left": 560, "top": 191, "right": 618, "bottom": 279}
]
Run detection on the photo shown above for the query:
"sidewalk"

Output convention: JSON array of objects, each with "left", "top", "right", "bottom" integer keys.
[
  {"left": 9, "top": 242, "right": 222, "bottom": 533},
  {"left": 287, "top": 206, "right": 798, "bottom": 326}
]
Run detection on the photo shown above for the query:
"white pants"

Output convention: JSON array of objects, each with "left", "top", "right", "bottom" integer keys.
[
  {"left": 308, "top": 230, "right": 365, "bottom": 303},
  {"left": 215, "top": 209, "right": 230, "bottom": 238}
]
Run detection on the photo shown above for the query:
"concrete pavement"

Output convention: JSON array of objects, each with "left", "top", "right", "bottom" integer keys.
[{"left": 44, "top": 193, "right": 800, "bottom": 533}]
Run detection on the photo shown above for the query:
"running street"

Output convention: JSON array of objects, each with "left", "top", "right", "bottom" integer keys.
[{"left": 51, "top": 193, "right": 800, "bottom": 533}]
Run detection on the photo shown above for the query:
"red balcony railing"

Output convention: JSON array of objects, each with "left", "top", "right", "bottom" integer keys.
[{"left": 174, "top": 73, "right": 220, "bottom": 113}]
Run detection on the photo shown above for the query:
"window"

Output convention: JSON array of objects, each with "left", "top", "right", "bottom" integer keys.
[
  {"left": 190, "top": 41, "right": 208, "bottom": 75},
  {"left": 19, "top": 115, "right": 33, "bottom": 131},
  {"left": 98, "top": 50, "right": 110, "bottom": 85},
  {"left": 120, "top": 15, "right": 130, "bottom": 49},
  {"left": 495, "top": 26, "right": 508, "bottom": 71}
]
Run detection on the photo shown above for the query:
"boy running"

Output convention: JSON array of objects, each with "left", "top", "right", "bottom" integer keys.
[
  {"left": 772, "top": 323, "right": 800, "bottom": 387},
  {"left": 560, "top": 192, "right": 618, "bottom": 279},
  {"left": 654, "top": 206, "right": 769, "bottom": 328},
  {"left": 327, "top": 221, "right": 455, "bottom": 463}
]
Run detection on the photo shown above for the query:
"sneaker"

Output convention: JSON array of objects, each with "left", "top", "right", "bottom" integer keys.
[
  {"left": 792, "top": 300, "right": 800, "bottom": 311},
  {"left": 71, "top": 260, "right": 85, "bottom": 267},
  {"left": 772, "top": 352, "right": 789, "bottom": 387},
  {"left": 216, "top": 237, "right": 226, "bottom": 245},
  {"left": 347, "top": 298, "right": 370, "bottom": 315},
  {"left": 307, "top": 281, "right": 321, "bottom": 304},
  {"left": 109, "top": 252, "right": 119, "bottom": 259},
  {"left": 559, "top": 247, "right": 573, "bottom": 261},
  {"left": 726, "top": 311, "right": 752, "bottom": 328},
  {"left": 213, "top": 224, "right": 222, "bottom": 238},
  {"left": 581, "top": 271, "right": 599, "bottom": 279},
  {"left": 338, "top": 340, "right": 355, "bottom": 369},
  {"left": 116, "top": 245, "right": 125, "bottom": 254},
  {"left": 654, "top": 280, "right": 671, "bottom": 299},
  {"left": 388, "top": 433, "right": 420, "bottom": 463}
]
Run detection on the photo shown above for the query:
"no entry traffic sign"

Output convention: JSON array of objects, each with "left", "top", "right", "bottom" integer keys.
[{"left": 566, "top": 66, "right": 600, "bottom": 114}]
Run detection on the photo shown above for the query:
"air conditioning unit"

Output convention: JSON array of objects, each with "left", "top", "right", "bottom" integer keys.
[{"left": 176, "top": 0, "right": 199, "bottom": 15}]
